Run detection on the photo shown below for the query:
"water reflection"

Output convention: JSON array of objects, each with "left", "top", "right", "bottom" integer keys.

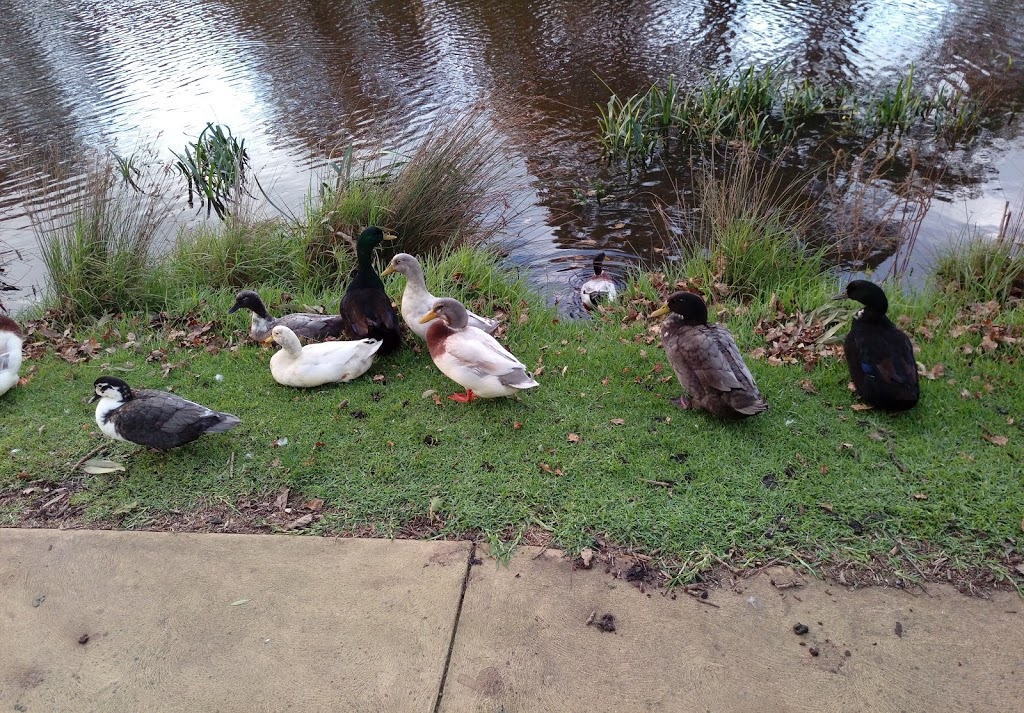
[{"left": 1, "top": 0, "right": 1022, "bottom": 310}]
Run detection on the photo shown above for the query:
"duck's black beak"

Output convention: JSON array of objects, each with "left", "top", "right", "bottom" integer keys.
[
  {"left": 227, "top": 302, "right": 241, "bottom": 314},
  {"left": 831, "top": 292, "right": 847, "bottom": 301},
  {"left": 88, "top": 392, "right": 100, "bottom": 403}
]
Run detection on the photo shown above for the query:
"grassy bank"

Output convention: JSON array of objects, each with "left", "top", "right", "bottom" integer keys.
[{"left": 3, "top": 246, "right": 1022, "bottom": 592}]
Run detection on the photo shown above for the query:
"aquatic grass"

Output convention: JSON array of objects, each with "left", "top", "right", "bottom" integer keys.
[
  {"left": 27, "top": 151, "right": 173, "bottom": 318},
  {"left": 664, "top": 148, "right": 828, "bottom": 303},
  {"left": 933, "top": 202, "right": 1024, "bottom": 305},
  {"left": 171, "top": 123, "right": 250, "bottom": 220},
  {"left": 160, "top": 214, "right": 309, "bottom": 292}
]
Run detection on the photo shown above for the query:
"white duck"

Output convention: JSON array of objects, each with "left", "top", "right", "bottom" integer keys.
[
  {"left": 581, "top": 252, "right": 618, "bottom": 310},
  {"left": 0, "top": 315, "right": 23, "bottom": 397},
  {"left": 269, "top": 325, "right": 382, "bottom": 388},
  {"left": 418, "top": 298, "right": 538, "bottom": 403},
  {"left": 381, "top": 253, "right": 498, "bottom": 339}
]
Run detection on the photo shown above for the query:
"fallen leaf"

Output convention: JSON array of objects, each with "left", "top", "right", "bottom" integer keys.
[
  {"left": 539, "top": 463, "right": 552, "bottom": 474},
  {"left": 912, "top": 493, "right": 928, "bottom": 501},
  {"left": 579, "top": 548, "right": 595, "bottom": 569},
  {"left": 305, "top": 498, "right": 324, "bottom": 512},
  {"left": 513, "top": 421, "right": 523, "bottom": 430},
  {"left": 274, "top": 487, "right": 290, "bottom": 510},
  {"left": 982, "top": 434, "right": 1009, "bottom": 447},
  {"left": 285, "top": 514, "right": 314, "bottom": 530},
  {"left": 80, "top": 458, "right": 126, "bottom": 475},
  {"left": 819, "top": 502, "right": 833, "bottom": 512},
  {"left": 1015, "top": 563, "right": 1024, "bottom": 575},
  {"left": 567, "top": 433, "right": 581, "bottom": 444},
  {"left": 800, "top": 379, "right": 818, "bottom": 394},
  {"left": 229, "top": 599, "right": 250, "bottom": 606},
  {"left": 851, "top": 403, "right": 872, "bottom": 411},
  {"left": 272, "top": 437, "right": 288, "bottom": 447},
  {"left": 610, "top": 418, "right": 625, "bottom": 426}
]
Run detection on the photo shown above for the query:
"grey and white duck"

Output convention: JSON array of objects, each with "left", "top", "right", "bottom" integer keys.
[
  {"left": 381, "top": 252, "right": 499, "bottom": 339},
  {"left": 228, "top": 290, "right": 346, "bottom": 344},
  {"left": 91, "top": 376, "right": 241, "bottom": 449},
  {"left": 581, "top": 252, "right": 618, "bottom": 310},
  {"left": 0, "top": 315, "right": 23, "bottom": 397}
]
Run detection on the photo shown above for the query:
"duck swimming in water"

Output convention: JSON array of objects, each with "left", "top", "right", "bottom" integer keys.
[
  {"left": 381, "top": 252, "right": 498, "bottom": 339},
  {"left": 651, "top": 291, "right": 767, "bottom": 418},
  {"left": 91, "top": 376, "right": 241, "bottom": 450},
  {"left": 228, "top": 290, "right": 346, "bottom": 344},
  {"left": 834, "top": 280, "right": 919, "bottom": 411},
  {"left": 418, "top": 298, "right": 538, "bottom": 403},
  {"left": 581, "top": 252, "right": 618, "bottom": 310},
  {"left": 0, "top": 315, "right": 23, "bottom": 397},
  {"left": 340, "top": 227, "right": 403, "bottom": 354}
]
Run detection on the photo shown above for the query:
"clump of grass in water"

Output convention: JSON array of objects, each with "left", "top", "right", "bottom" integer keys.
[
  {"left": 29, "top": 149, "right": 173, "bottom": 318},
  {"left": 172, "top": 123, "right": 249, "bottom": 220},
  {"left": 303, "top": 108, "right": 527, "bottom": 264},
  {"left": 661, "top": 148, "right": 828, "bottom": 304},
  {"left": 933, "top": 199, "right": 1024, "bottom": 306}
]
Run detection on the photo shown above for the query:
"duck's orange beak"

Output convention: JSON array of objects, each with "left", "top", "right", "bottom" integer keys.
[{"left": 418, "top": 309, "right": 438, "bottom": 324}]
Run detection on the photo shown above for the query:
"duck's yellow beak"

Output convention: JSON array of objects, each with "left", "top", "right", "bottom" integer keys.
[
  {"left": 261, "top": 334, "right": 276, "bottom": 346},
  {"left": 381, "top": 265, "right": 396, "bottom": 277},
  {"left": 383, "top": 233, "right": 398, "bottom": 241},
  {"left": 418, "top": 309, "right": 438, "bottom": 324},
  {"left": 651, "top": 304, "right": 670, "bottom": 318}
]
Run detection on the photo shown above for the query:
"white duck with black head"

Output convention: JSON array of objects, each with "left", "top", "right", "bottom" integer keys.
[
  {"left": 581, "top": 252, "right": 618, "bottom": 310},
  {"left": 91, "top": 376, "right": 241, "bottom": 450},
  {"left": 381, "top": 252, "right": 498, "bottom": 339},
  {"left": 0, "top": 315, "right": 23, "bottom": 397},
  {"left": 228, "top": 290, "right": 346, "bottom": 344}
]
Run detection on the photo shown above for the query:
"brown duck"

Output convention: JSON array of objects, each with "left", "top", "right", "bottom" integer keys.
[{"left": 651, "top": 291, "right": 768, "bottom": 418}]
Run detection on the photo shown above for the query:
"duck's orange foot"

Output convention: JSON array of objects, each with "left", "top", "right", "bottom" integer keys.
[{"left": 448, "top": 390, "right": 477, "bottom": 403}]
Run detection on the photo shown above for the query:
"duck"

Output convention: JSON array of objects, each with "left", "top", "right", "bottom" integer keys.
[
  {"left": 651, "top": 291, "right": 767, "bottom": 418},
  {"left": 269, "top": 325, "right": 382, "bottom": 387},
  {"left": 228, "top": 290, "right": 346, "bottom": 344},
  {"left": 0, "top": 315, "right": 23, "bottom": 397},
  {"left": 340, "top": 226, "right": 402, "bottom": 354},
  {"left": 90, "top": 376, "right": 241, "bottom": 450},
  {"left": 834, "top": 279, "right": 919, "bottom": 411},
  {"left": 418, "top": 298, "right": 538, "bottom": 403},
  {"left": 380, "top": 252, "right": 498, "bottom": 339},
  {"left": 581, "top": 252, "right": 618, "bottom": 310}
]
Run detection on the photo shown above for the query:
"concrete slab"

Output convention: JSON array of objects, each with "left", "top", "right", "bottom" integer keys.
[
  {"left": 441, "top": 547, "right": 1024, "bottom": 713},
  {"left": 0, "top": 529, "right": 471, "bottom": 713}
]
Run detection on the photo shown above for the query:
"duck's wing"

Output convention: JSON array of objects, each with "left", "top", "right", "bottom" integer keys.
[
  {"left": 117, "top": 392, "right": 239, "bottom": 448},
  {"left": 848, "top": 324, "right": 919, "bottom": 389},
  {"left": 341, "top": 289, "right": 401, "bottom": 339},
  {"left": 466, "top": 310, "right": 499, "bottom": 334},
  {"left": 279, "top": 312, "right": 347, "bottom": 341},
  {"left": 707, "top": 325, "right": 761, "bottom": 391},
  {"left": 444, "top": 329, "right": 530, "bottom": 379}
]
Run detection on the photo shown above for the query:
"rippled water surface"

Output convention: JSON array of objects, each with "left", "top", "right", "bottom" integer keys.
[{"left": 2, "top": 0, "right": 1023, "bottom": 309}]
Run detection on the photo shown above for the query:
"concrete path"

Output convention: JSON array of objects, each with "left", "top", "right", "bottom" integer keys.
[{"left": 1, "top": 529, "right": 1021, "bottom": 713}]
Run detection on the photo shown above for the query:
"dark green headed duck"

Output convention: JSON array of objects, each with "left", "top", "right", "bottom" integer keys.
[
  {"left": 340, "top": 226, "right": 402, "bottom": 354},
  {"left": 835, "top": 280, "right": 919, "bottom": 411}
]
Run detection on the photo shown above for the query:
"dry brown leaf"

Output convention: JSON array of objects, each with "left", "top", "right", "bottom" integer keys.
[
  {"left": 800, "top": 379, "right": 818, "bottom": 394},
  {"left": 513, "top": 421, "right": 523, "bottom": 430},
  {"left": 851, "top": 403, "right": 873, "bottom": 411},
  {"left": 539, "top": 463, "right": 552, "bottom": 474},
  {"left": 819, "top": 502, "right": 833, "bottom": 512},
  {"left": 982, "top": 434, "right": 1009, "bottom": 447},
  {"left": 305, "top": 498, "right": 324, "bottom": 512},
  {"left": 274, "top": 487, "right": 290, "bottom": 510},
  {"left": 579, "top": 548, "right": 595, "bottom": 569},
  {"left": 912, "top": 493, "right": 928, "bottom": 501},
  {"left": 567, "top": 433, "right": 581, "bottom": 444},
  {"left": 610, "top": 418, "right": 625, "bottom": 426},
  {"left": 285, "top": 514, "right": 314, "bottom": 530}
]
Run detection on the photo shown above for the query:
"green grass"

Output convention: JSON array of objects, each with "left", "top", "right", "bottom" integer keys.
[
  {"left": 932, "top": 216, "right": 1024, "bottom": 305},
  {"left": 3, "top": 253, "right": 1023, "bottom": 590}
]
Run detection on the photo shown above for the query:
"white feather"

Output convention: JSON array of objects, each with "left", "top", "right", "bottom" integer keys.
[{"left": 0, "top": 330, "right": 23, "bottom": 397}]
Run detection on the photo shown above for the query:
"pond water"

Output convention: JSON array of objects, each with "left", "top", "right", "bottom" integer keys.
[{"left": 2, "top": 0, "right": 1023, "bottom": 312}]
